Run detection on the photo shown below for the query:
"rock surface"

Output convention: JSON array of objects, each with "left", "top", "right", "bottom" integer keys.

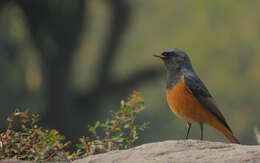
[
  {"left": 2, "top": 140, "right": 260, "bottom": 163},
  {"left": 74, "top": 140, "right": 260, "bottom": 163}
]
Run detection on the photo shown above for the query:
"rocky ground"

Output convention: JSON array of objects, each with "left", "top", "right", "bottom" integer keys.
[
  {"left": 75, "top": 140, "right": 260, "bottom": 163},
  {"left": 2, "top": 140, "right": 260, "bottom": 163}
]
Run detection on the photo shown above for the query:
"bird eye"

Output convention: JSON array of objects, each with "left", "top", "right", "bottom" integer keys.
[
  {"left": 162, "top": 51, "right": 176, "bottom": 57},
  {"left": 162, "top": 52, "right": 168, "bottom": 56}
]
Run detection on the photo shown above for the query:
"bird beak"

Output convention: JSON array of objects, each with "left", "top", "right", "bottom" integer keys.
[{"left": 153, "top": 54, "right": 165, "bottom": 58}]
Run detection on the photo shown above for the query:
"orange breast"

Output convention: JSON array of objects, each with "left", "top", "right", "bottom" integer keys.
[{"left": 166, "top": 76, "right": 216, "bottom": 123}]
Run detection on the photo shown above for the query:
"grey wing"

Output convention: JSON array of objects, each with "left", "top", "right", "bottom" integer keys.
[{"left": 184, "top": 73, "right": 232, "bottom": 132}]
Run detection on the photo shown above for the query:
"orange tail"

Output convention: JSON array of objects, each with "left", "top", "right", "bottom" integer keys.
[{"left": 207, "top": 119, "right": 240, "bottom": 144}]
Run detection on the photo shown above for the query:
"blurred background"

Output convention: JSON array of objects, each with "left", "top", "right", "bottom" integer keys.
[{"left": 0, "top": 0, "right": 260, "bottom": 147}]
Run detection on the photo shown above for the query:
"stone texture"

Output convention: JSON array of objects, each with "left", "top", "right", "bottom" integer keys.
[
  {"left": 74, "top": 140, "right": 260, "bottom": 163},
  {"left": 2, "top": 140, "right": 260, "bottom": 163}
]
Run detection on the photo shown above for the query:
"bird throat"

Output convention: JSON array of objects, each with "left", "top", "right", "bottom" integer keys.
[{"left": 166, "top": 69, "right": 183, "bottom": 90}]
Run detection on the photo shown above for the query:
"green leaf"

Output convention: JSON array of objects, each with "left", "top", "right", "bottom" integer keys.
[
  {"left": 76, "top": 143, "right": 85, "bottom": 150},
  {"left": 95, "top": 121, "right": 101, "bottom": 128},
  {"left": 89, "top": 126, "right": 95, "bottom": 133}
]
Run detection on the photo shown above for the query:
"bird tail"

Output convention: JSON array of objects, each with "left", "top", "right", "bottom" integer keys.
[{"left": 208, "top": 119, "right": 240, "bottom": 144}]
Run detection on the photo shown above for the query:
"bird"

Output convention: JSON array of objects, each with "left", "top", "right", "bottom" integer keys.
[{"left": 153, "top": 48, "right": 240, "bottom": 144}]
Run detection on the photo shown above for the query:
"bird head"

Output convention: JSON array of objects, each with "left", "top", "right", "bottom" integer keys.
[{"left": 153, "top": 48, "right": 192, "bottom": 71}]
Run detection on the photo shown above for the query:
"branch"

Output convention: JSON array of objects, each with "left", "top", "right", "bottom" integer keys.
[{"left": 97, "top": 0, "right": 132, "bottom": 85}]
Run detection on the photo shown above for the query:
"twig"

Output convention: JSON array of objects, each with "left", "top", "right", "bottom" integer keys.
[
  {"left": 105, "top": 111, "right": 128, "bottom": 140},
  {"left": 128, "top": 107, "right": 135, "bottom": 148},
  {"left": 45, "top": 141, "right": 71, "bottom": 161}
]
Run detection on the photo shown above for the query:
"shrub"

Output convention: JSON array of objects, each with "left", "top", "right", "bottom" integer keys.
[
  {"left": 73, "top": 91, "right": 149, "bottom": 159},
  {"left": 0, "top": 91, "right": 149, "bottom": 161},
  {"left": 0, "top": 110, "right": 71, "bottom": 162}
]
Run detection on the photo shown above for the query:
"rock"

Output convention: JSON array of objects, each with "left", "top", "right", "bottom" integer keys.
[
  {"left": 74, "top": 140, "right": 260, "bottom": 163},
  {"left": 2, "top": 140, "right": 260, "bottom": 163}
]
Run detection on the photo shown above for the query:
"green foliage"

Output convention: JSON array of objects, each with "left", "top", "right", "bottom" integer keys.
[
  {"left": 0, "top": 91, "right": 149, "bottom": 161},
  {"left": 0, "top": 109, "right": 71, "bottom": 162},
  {"left": 73, "top": 91, "right": 149, "bottom": 159}
]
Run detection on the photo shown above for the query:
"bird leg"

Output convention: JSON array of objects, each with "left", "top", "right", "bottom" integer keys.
[
  {"left": 200, "top": 122, "right": 204, "bottom": 140},
  {"left": 185, "top": 122, "right": 192, "bottom": 139}
]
